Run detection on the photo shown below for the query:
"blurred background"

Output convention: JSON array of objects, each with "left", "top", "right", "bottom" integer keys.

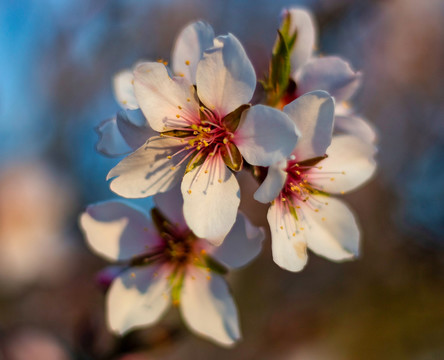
[{"left": 1, "top": 0, "right": 443, "bottom": 359}]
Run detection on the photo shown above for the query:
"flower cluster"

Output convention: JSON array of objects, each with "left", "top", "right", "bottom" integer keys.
[{"left": 82, "top": 7, "right": 377, "bottom": 347}]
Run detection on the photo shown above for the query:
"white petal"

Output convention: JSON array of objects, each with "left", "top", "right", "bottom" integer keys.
[
  {"left": 153, "top": 185, "right": 187, "bottom": 229},
  {"left": 284, "top": 90, "right": 335, "bottom": 159},
  {"left": 107, "top": 136, "right": 188, "bottom": 198},
  {"left": 116, "top": 110, "right": 156, "bottom": 151},
  {"left": 107, "top": 266, "right": 171, "bottom": 334},
  {"left": 284, "top": 7, "right": 317, "bottom": 74},
  {"left": 181, "top": 155, "right": 240, "bottom": 245},
  {"left": 334, "top": 114, "right": 377, "bottom": 144},
  {"left": 95, "top": 116, "right": 132, "bottom": 157},
  {"left": 254, "top": 160, "right": 288, "bottom": 203},
  {"left": 309, "top": 135, "right": 377, "bottom": 194},
  {"left": 180, "top": 267, "right": 240, "bottom": 347},
  {"left": 172, "top": 21, "right": 215, "bottom": 83},
  {"left": 235, "top": 105, "right": 298, "bottom": 166},
  {"left": 300, "top": 195, "right": 360, "bottom": 261},
  {"left": 196, "top": 34, "right": 256, "bottom": 117},
  {"left": 113, "top": 69, "right": 139, "bottom": 110},
  {"left": 296, "top": 56, "right": 362, "bottom": 102},
  {"left": 268, "top": 201, "right": 308, "bottom": 272},
  {"left": 133, "top": 62, "right": 199, "bottom": 132},
  {"left": 79, "top": 200, "right": 159, "bottom": 261},
  {"left": 207, "top": 212, "right": 264, "bottom": 269}
]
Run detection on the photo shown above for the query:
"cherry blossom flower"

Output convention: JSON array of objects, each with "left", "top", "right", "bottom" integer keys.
[
  {"left": 277, "top": 7, "right": 376, "bottom": 143},
  {"left": 79, "top": 187, "right": 264, "bottom": 347},
  {"left": 96, "top": 21, "right": 215, "bottom": 157},
  {"left": 107, "top": 33, "right": 298, "bottom": 244},
  {"left": 254, "top": 91, "right": 377, "bottom": 272}
]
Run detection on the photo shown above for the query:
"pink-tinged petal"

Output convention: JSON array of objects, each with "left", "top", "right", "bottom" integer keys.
[
  {"left": 234, "top": 105, "right": 298, "bottom": 166},
  {"left": 79, "top": 200, "right": 159, "bottom": 261},
  {"left": 284, "top": 7, "right": 317, "bottom": 74},
  {"left": 196, "top": 34, "right": 256, "bottom": 117},
  {"left": 180, "top": 267, "right": 240, "bottom": 347},
  {"left": 113, "top": 69, "right": 139, "bottom": 110},
  {"left": 106, "top": 265, "right": 171, "bottom": 334},
  {"left": 309, "top": 135, "right": 377, "bottom": 194},
  {"left": 172, "top": 21, "right": 215, "bottom": 84},
  {"left": 268, "top": 201, "right": 308, "bottom": 272},
  {"left": 334, "top": 114, "right": 377, "bottom": 144},
  {"left": 284, "top": 90, "right": 334, "bottom": 159},
  {"left": 296, "top": 56, "right": 362, "bottom": 102},
  {"left": 254, "top": 160, "right": 288, "bottom": 203},
  {"left": 206, "top": 212, "right": 264, "bottom": 269},
  {"left": 153, "top": 185, "right": 187, "bottom": 229},
  {"left": 133, "top": 62, "right": 199, "bottom": 132},
  {"left": 181, "top": 155, "right": 240, "bottom": 246},
  {"left": 116, "top": 110, "right": 156, "bottom": 151},
  {"left": 95, "top": 116, "right": 132, "bottom": 157},
  {"left": 107, "top": 136, "right": 188, "bottom": 198},
  {"left": 300, "top": 195, "right": 360, "bottom": 260}
]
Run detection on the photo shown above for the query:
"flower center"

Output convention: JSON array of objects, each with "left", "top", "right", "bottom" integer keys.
[{"left": 161, "top": 104, "right": 244, "bottom": 172}]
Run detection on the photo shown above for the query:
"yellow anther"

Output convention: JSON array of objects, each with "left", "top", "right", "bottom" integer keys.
[
  {"left": 156, "top": 58, "right": 163, "bottom": 63},
  {"left": 122, "top": 100, "right": 127, "bottom": 104},
  {"left": 173, "top": 299, "right": 180, "bottom": 306},
  {"left": 187, "top": 98, "right": 191, "bottom": 102},
  {"left": 178, "top": 105, "right": 182, "bottom": 110},
  {"left": 131, "top": 79, "right": 134, "bottom": 85},
  {"left": 325, "top": 202, "right": 328, "bottom": 205},
  {"left": 170, "top": 166, "right": 176, "bottom": 170},
  {"left": 191, "top": 124, "right": 198, "bottom": 130},
  {"left": 187, "top": 189, "right": 192, "bottom": 194},
  {"left": 206, "top": 267, "right": 211, "bottom": 272},
  {"left": 200, "top": 106, "right": 205, "bottom": 112},
  {"left": 167, "top": 156, "right": 172, "bottom": 159},
  {"left": 280, "top": 226, "right": 284, "bottom": 230},
  {"left": 281, "top": 198, "right": 286, "bottom": 202},
  {"left": 206, "top": 275, "right": 211, "bottom": 281},
  {"left": 322, "top": 217, "right": 326, "bottom": 221},
  {"left": 203, "top": 140, "right": 209, "bottom": 147},
  {"left": 178, "top": 72, "right": 184, "bottom": 77},
  {"left": 191, "top": 276, "right": 196, "bottom": 280},
  {"left": 130, "top": 272, "right": 136, "bottom": 278},
  {"left": 223, "top": 138, "right": 229, "bottom": 144},
  {"left": 296, "top": 206, "right": 301, "bottom": 209},
  {"left": 201, "top": 249, "right": 206, "bottom": 255},
  {"left": 318, "top": 166, "right": 323, "bottom": 170},
  {"left": 163, "top": 61, "right": 168, "bottom": 66},
  {"left": 296, "top": 171, "right": 301, "bottom": 175},
  {"left": 204, "top": 170, "right": 208, "bottom": 174},
  {"left": 193, "top": 131, "right": 198, "bottom": 135},
  {"left": 185, "top": 60, "right": 190, "bottom": 65},
  {"left": 330, "top": 177, "right": 335, "bottom": 181},
  {"left": 300, "top": 227, "right": 304, "bottom": 231},
  {"left": 340, "top": 191, "right": 345, "bottom": 195},
  {"left": 292, "top": 233, "right": 296, "bottom": 237},
  {"left": 218, "top": 179, "right": 222, "bottom": 183},
  {"left": 176, "top": 114, "right": 180, "bottom": 118}
]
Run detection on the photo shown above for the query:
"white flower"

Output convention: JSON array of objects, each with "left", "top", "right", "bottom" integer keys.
[
  {"left": 97, "top": 21, "right": 215, "bottom": 157},
  {"left": 278, "top": 7, "right": 376, "bottom": 143},
  {"left": 254, "top": 91, "right": 377, "bottom": 272},
  {"left": 79, "top": 187, "right": 264, "bottom": 347},
  {"left": 107, "top": 33, "right": 298, "bottom": 245}
]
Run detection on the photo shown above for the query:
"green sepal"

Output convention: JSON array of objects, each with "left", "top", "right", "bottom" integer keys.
[
  {"left": 203, "top": 255, "right": 228, "bottom": 275},
  {"left": 185, "top": 149, "right": 209, "bottom": 174},
  {"left": 222, "top": 104, "right": 251, "bottom": 132},
  {"left": 161, "top": 130, "right": 191, "bottom": 138},
  {"left": 269, "top": 30, "right": 291, "bottom": 98},
  {"left": 220, "top": 142, "right": 243, "bottom": 172},
  {"left": 170, "top": 271, "right": 185, "bottom": 304},
  {"left": 150, "top": 207, "right": 174, "bottom": 237}
]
